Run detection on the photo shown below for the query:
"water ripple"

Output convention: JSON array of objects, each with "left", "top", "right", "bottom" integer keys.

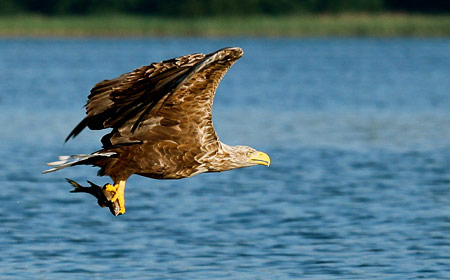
[{"left": 1, "top": 38, "right": 450, "bottom": 279}]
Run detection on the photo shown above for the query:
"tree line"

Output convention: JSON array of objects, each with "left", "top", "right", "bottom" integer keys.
[{"left": 1, "top": 0, "right": 449, "bottom": 16}]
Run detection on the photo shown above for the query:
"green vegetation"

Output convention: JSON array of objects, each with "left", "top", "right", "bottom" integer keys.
[
  {"left": 1, "top": 0, "right": 448, "bottom": 37},
  {"left": 0, "top": 14, "right": 449, "bottom": 37}
]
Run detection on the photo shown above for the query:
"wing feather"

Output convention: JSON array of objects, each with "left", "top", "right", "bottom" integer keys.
[{"left": 66, "top": 47, "right": 243, "bottom": 153}]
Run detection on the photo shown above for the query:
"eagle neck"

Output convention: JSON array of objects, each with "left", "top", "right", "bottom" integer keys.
[{"left": 206, "top": 142, "right": 244, "bottom": 172}]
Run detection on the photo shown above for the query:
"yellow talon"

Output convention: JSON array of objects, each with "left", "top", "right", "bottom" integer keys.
[
  {"left": 104, "top": 181, "right": 126, "bottom": 215},
  {"left": 105, "top": 183, "right": 117, "bottom": 192},
  {"left": 110, "top": 190, "right": 120, "bottom": 202}
]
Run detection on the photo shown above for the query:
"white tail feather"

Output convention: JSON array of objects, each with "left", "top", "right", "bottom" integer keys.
[
  {"left": 47, "top": 160, "right": 69, "bottom": 166},
  {"left": 42, "top": 152, "right": 116, "bottom": 174}
]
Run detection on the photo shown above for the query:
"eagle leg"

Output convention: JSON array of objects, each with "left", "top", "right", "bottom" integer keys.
[
  {"left": 66, "top": 178, "right": 122, "bottom": 216},
  {"left": 105, "top": 180, "right": 126, "bottom": 215}
]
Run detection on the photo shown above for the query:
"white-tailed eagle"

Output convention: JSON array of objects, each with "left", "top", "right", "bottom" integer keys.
[{"left": 43, "top": 47, "right": 270, "bottom": 216}]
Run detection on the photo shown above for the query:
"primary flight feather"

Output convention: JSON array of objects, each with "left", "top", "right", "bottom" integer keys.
[{"left": 44, "top": 47, "right": 270, "bottom": 216}]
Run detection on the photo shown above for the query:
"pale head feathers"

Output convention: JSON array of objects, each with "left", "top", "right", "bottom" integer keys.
[{"left": 205, "top": 143, "right": 270, "bottom": 172}]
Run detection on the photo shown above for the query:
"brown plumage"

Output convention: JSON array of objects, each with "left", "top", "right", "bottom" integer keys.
[{"left": 44, "top": 47, "right": 270, "bottom": 216}]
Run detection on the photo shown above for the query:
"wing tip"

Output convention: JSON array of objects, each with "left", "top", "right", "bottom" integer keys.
[
  {"left": 213, "top": 47, "right": 243, "bottom": 61},
  {"left": 65, "top": 117, "right": 89, "bottom": 142}
]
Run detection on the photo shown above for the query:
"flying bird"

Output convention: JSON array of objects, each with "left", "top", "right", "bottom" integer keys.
[{"left": 43, "top": 47, "right": 270, "bottom": 216}]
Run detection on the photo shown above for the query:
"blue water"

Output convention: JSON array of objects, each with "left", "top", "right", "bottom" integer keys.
[{"left": 0, "top": 38, "right": 449, "bottom": 279}]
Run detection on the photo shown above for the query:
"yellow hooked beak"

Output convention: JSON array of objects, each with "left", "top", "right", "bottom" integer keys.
[{"left": 248, "top": 151, "right": 271, "bottom": 166}]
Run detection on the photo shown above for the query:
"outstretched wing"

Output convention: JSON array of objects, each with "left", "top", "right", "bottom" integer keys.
[{"left": 66, "top": 47, "right": 243, "bottom": 151}]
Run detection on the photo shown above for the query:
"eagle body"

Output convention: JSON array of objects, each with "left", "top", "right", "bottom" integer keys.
[
  {"left": 44, "top": 47, "right": 270, "bottom": 215},
  {"left": 97, "top": 141, "right": 241, "bottom": 180}
]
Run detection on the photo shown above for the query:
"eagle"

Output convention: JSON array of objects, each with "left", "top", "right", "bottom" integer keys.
[{"left": 43, "top": 47, "right": 270, "bottom": 216}]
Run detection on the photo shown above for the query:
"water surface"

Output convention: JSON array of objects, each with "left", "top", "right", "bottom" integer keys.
[{"left": 0, "top": 38, "right": 449, "bottom": 279}]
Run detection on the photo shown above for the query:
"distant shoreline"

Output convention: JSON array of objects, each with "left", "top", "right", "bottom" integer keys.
[{"left": 1, "top": 14, "right": 449, "bottom": 37}]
